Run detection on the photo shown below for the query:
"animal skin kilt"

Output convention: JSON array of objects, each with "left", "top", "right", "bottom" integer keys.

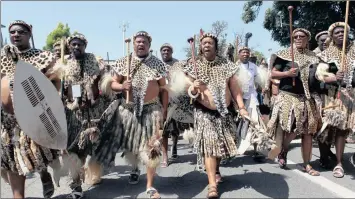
[
  {"left": 267, "top": 48, "right": 322, "bottom": 138},
  {"left": 92, "top": 97, "right": 163, "bottom": 168},
  {"left": 1, "top": 47, "right": 59, "bottom": 176},
  {"left": 315, "top": 41, "right": 355, "bottom": 144},
  {"left": 92, "top": 53, "right": 167, "bottom": 169}
]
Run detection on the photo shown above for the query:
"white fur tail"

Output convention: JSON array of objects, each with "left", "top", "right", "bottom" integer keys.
[
  {"left": 100, "top": 74, "right": 114, "bottom": 97},
  {"left": 255, "top": 67, "right": 268, "bottom": 89}
]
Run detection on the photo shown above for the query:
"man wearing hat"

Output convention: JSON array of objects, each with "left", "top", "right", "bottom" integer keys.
[
  {"left": 159, "top": 43, "right": 194, "bottom": 168},
  {"left": 315, "top": 22, "right": 355, "bottom": 177},
  {"left": 1, "top": 20, "right": 61, "bottom": 199},
  {"left": 94, "top": 31, "right": 168, "bottom": 198},
  {"left": 59, "top": 33, "right": 110, "bottom": 198},
  {"left": 313, "top": 31, "right": 329, "bottom": 55}
]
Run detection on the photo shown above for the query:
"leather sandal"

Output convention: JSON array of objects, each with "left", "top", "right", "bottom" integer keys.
[{"left": 207, "top": 185, "right": 219, "bottom": 199}]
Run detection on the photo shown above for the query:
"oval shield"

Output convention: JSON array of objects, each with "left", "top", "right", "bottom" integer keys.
[{"left": 13, "top": 60, "right": 68, "bottom": 150}]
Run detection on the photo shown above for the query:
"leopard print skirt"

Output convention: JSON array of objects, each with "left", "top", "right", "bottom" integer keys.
[
  {"left": 66, "top": 95, "right": 113, "bottom": 158},
  {"left": 267, "top": 91, "right": 321, "bottom": 137},
  {"left": 1, "top": 110, "right": 59, "bottom": 176},
  {"left": 92, "top": 98, "right": 163, "bottom": 167},
  {"left": 193, "top": 103, "right": 238, "bottom": 171}
]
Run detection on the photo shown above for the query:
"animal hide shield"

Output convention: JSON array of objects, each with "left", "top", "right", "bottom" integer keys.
[{"left": 13, "top": 60, "right": 68, "bottom": 149}]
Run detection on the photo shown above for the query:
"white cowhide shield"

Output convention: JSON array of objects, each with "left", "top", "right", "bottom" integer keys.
[{"left": 13, "top": 60, "right": 68, "bottom": 149}]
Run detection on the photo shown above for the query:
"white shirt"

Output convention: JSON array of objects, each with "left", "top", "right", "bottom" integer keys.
[{"left": 240, "top": 61, "right": 258, "bottom": 100}]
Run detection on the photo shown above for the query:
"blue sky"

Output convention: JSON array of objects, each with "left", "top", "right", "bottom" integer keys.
[{"left": 1, "top": 1, "right": 282, "bottom": 61}]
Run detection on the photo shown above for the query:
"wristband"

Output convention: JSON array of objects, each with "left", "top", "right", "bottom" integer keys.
[{"left": 188, "top": 85, "right": 199, "bottom": 98}]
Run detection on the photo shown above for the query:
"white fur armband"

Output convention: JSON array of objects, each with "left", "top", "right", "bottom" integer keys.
[
  {"left": 100, "top": 74, "right": 114, "bottom": 97},
  {"left": 188, "top": 85, "right": 199, "bottom": 98},
  {"left": 316, "top": 62, "right": 335, "bottom": 82}
]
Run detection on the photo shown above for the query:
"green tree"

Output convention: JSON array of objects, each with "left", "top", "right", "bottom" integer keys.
[
  {"left": 241, "top": 1, "right": 355, "bottom": 50},
  {"left": 184, "top": 20, "right": 229, "bottom": 58},
  {"left": 43, "top": 23, "right": 71, "bottom": 51},
  {"left": 251, "top": 50, "right": 265, "bottom": 65}
]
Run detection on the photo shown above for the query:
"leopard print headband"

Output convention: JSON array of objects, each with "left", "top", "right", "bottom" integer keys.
[
  {"left": 8, "top": 20, "right": 32, "bottom": 33},
  {"left": 133, "top": 31, "right": 152, "bottom": 43},
  {"left": 328, "top": 22, "right": 351, "bottom": 36},
  {"left": 53, "top": 40, "right": 61, "bottom": 48},
  {"left": 292, "top": 28, "right": 311, "bottom": 41},
  {"left": 315, "top": 31, "right": 328, "bottom": 41},
  {"left": 199, "top": 33, "right": 218, "bottom": 43},
  {"left": 160, "top": 43, "right": 173, "bottom": 52},
  {"left": 238, "top": 46, "right": 250, "bottom": 53},
  {"left": 67, "top": 33, "right": 88, "bottom": 47}
]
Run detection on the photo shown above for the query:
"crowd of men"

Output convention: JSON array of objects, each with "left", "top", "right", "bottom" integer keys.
[{"left": 1, "top": 19, "right": 354, "bottom": 199}]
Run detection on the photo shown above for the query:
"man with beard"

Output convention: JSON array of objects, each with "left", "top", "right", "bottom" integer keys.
[
  {"left": 1, "top": 20, "right": 62, "bottom": 199},
  {"left": 94, "top": 31, "right": 168, "bottom": 199},
  {"left": 267, "top": 28, "right": 321, "bottom": 176},
  {"left": 160, "top": 43, "right": 193, "bottom": 167},
  {"left": 184, "top": 33, "right": 248, "bottom": 198},
  {"left": 313, "top": 31, "right": 329, "bottom": 56},
  {"left": 315, "top": 22, "right": 355, "bottom": 178},
  {"left": 59, "top": 33, "right": 109, "bottom": 198}
]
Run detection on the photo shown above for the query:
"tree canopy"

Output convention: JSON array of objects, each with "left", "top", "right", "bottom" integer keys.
[
  {"left": 43, "top": 23, "right": 71, "bottom": 51},
  {"left": 241, "top": 1, "right": 355, "bottom": 50}
]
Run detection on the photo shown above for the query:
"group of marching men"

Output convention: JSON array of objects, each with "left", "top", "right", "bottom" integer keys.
[{"left": 1, "top": 19, "right": 355, "bottom": 199}]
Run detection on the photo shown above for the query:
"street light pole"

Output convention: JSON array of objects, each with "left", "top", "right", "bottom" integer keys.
[{"left": 119, "top": 21, "right": 129, "bottom": 57}]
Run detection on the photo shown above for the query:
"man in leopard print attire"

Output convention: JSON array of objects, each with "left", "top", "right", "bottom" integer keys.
[
  {"left": 267, "top": 28, "right": 322, "bottom": 176},
  {"left": 315, "top": 22, "right": 355, "bottom": 177},
  {"left": 53, "top": 39, "right": 69, "bottom": 61},
  {"left": 93, "top": 31, "right": 168, "bottom": 199},
  {"left": 57, "top": 33, "right": 112, "bottom": 199},
  {"left": 313, "top": 31, "right": 329, "bottom": 56},
  {"left": 184, "top": 33, "right": 249, "bottom": 199},
  {"left": 1, "top": 20, "right": 62, "bottom": 199},
  {"left": 160, "top": 43, "right": 194, "bottom": 167}
]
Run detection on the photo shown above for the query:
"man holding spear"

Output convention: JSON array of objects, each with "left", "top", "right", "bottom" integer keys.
[
  {"left": 95, "top": 31, "right": 168, "bottom": 199},
  {"left": 315, "top": 17, "right": 355, "bottom": 177}
]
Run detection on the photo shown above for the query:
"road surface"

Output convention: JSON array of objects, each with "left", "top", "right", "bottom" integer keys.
[{"left": 1, "top": 138, "right": 355, "bottom": 198}]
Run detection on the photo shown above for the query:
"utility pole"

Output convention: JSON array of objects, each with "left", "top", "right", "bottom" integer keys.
[{"left": 119, "top": 21, "right": 129, "bottom": 57}]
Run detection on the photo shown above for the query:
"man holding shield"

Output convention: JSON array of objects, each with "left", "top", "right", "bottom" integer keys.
[{"left": 1, "top": 20, "right": 61, "bottom": 199}]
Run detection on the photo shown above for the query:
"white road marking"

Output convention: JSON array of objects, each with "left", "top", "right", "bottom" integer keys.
[{"left": 286, "top": 159, "right": 355, "bottom": 198}]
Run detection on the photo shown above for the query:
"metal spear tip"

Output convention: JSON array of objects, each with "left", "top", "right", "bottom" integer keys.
[
  {"left": 288, "top": 6, "right": 294, "bottom": 11},
  {"left": 124, "top": 38, "right": 131, "bottom": 43},
  {"left": 187, "top": 37, "right": 194, "bottom": 43}
]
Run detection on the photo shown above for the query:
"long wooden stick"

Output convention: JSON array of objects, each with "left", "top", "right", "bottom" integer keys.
[
  {"left": 337, "top": 1, "right": 350, "bottom": 100},
  {"left": 125, "top": 38, "right": 131, "bottom": 103},
  {"left": 288, "top": 6, "right": 296, "bottom": 87},
  {"left": 188, "top": 36, "right": 204, "bottom": 104}
]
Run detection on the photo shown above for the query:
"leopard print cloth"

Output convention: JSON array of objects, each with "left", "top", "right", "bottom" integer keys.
[
  {"left": 319, "top": 42, "right": 355, "bottom": 89},
  {"left": 183, "top": 56, "right": 239, "bottom": 117},
  {"left": 1, "top": 48, "right": 59, "bottom": 175},
  {"left": 267, "top": 48, "right": 321, "bottom": 137},
  {"left": 113, "top": 53, "right": 167, "bottom": 116},
  {"left": 62, "top": 53, "right": 112, "bottom": 156},
  {"left": 316, "top": 43, "right": 355, "bottom": 143}
]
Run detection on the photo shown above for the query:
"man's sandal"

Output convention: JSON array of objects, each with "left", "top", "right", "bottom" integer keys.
[
  {"left": 333, "top": 165, "right": 344, "bottom": 178},
  {"left": 207, "top": 185, "right": 219, "bottom": 199},
  {"left": 304, "top": 165, "right": 320, "bottom": 176},
  {"left": 161, "top": 161, "right": 168, "bottom": 168},
  {"left": 146, "top": 187, "right": 161, "bottom": 199},
  {"left": 128, "top": 170, "right": 140, "bottom": 185}
]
